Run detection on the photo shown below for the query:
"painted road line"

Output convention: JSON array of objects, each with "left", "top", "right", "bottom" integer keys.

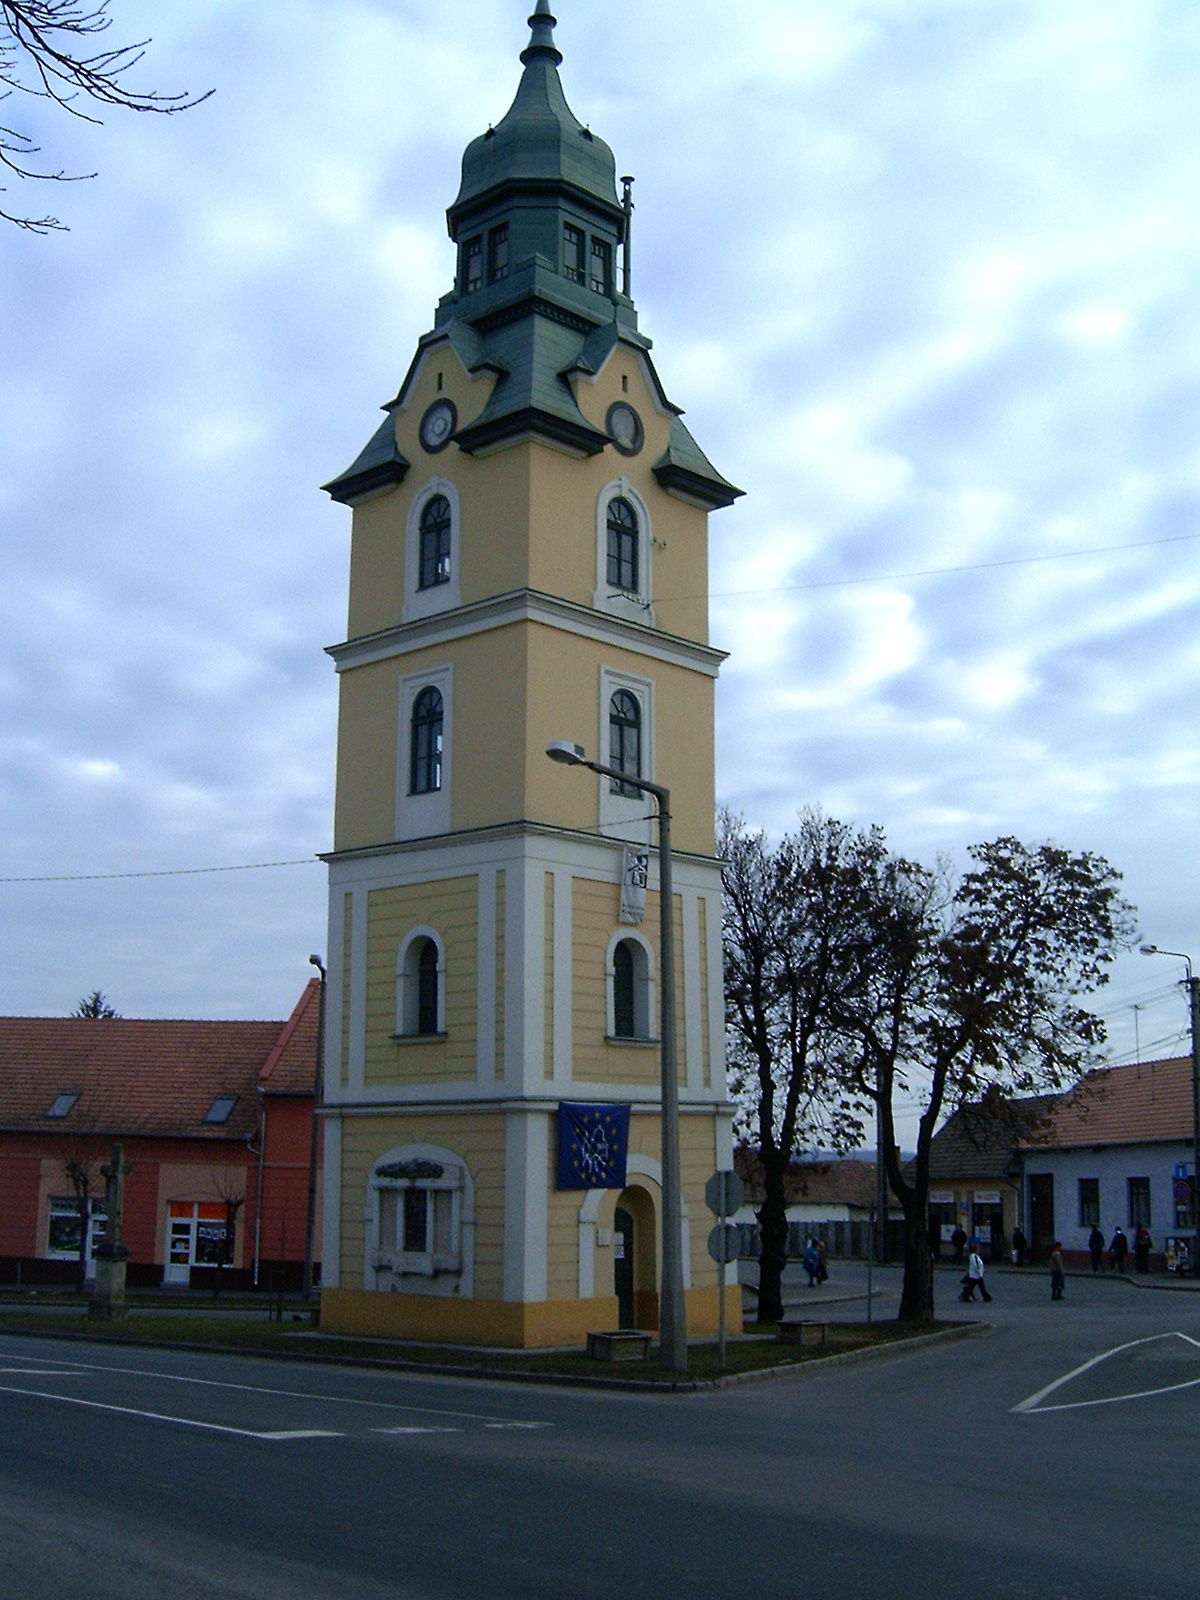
[
  {"left": 0, "top": 1382, "right": 343, "bottom": 1439},
  {"left": 0, "top": 1368, "right": 87, "bottom": 1375},
  {"left": 373, "top": 1426, "right": 463, "bottom": 1435},
  {"left": 485, "top": 1422, "right": 552, "bottom": 1430},
  {"left": 1013, "top": 1332, "right": 1200, "bottom": 1415},
  {"left": 1, "top": 1355, "right": 538, "bottom": 1426}
]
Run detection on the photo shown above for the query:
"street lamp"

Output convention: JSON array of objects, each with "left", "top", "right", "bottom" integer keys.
[
  {"left": 546, "top": 739, "right": 687, "bottom": 1376},
  {"left": 1141, "top": 944, "right": 1200, "bottom": 1275},
  {"left": 302, "top": 954, "right": 327, "bottom": 1303}
]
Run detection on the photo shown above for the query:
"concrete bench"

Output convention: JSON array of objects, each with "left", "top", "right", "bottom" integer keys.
[
  {"left": 778, "top": 1319, "right": 827, "bottom": 1347},
  {"left": 586, "top": 1330, "right": 652, "bottom": 1362}
]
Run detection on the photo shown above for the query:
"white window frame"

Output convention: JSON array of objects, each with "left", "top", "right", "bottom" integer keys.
[
  {"left": 395, "top": 926, "right": 447, "bottom": 1037},
  {"left": 593, "top": 478, "right": 654, "bottom": 626},
  {"left": 366, "top": 1143, "right": 473, "bottom": 1293},
  {"left": 606, "top": 928, "right": 656, "bottom": 1042},
  {"left": 598, "top": 665, "right": 654, "bottom": 840},
  {"left": 403, "top": 477, "right": 462, "bottom": 623},
  {"left": 396, "top": 663, "right": 453, "bottom": 841}
]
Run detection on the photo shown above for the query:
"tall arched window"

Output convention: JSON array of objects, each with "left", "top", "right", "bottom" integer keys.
[
  {"left": 610, "top": 937, "right": 651, "bottom": 1039},
  {"left": 410, "top": 687, "right": 444, "bottom": 795},
  {"left": 608, "top": 689, "right": 641, "bottom": 797},
  {"left": 417, "top": 938, "right": 439, "bottom": 1035},
  {"left": 606, "top": 497, "right": 639, "bottom": 593},
  {"left": 419, "top": 495, "right": 452, "bottom": 590}
]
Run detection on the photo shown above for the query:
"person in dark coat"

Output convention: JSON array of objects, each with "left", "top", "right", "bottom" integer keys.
[
  {"left": 1134, "top": 1227, "right": 1153, "bottom": 1273},
  {"left": 1011, "top": 1226, "right": 1028, "bottom": 1267},
  {"left": 1088, "top": 1225, "right": 1105, "bottom": 1273},
  {"left": 950, "top": 1225, "right": 967, "bottom": 1266},
  {"left": 1110, "top": 1228, "right": 1129, "bottom": 1272}
]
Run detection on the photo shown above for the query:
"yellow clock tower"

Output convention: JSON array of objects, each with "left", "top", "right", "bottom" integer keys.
[{"left": 318, "top": 0, "right": 741, "bottom": 1346}]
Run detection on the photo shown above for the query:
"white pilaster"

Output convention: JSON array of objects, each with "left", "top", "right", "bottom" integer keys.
[
  {"left": 348, "top": 888, "right": 369, "bottom": 1093},
  {"left": 683, "top": 888, "right": 704, "bottom": 1092},
  {"left": 552, "top": 868, "right": 574, "bottom": 1087},
  {"left": 476, "top": 866, "right": 497, "bottom": 1088},
  {"left": 503, "top": 1110, "right": 549, "bottom": 1302}
]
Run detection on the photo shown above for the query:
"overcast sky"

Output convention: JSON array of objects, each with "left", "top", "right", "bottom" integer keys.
[{"left": 1, "top": 0, "right": 1197, "bottom": 1093}]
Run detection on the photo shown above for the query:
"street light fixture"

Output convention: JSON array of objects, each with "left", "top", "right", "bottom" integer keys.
[
  {"left": 545, "top": 739, "right": 687, "bottom": 1376},
  {"left": 1141, "top": 944, "right": 1200, "bottom": 1275}
]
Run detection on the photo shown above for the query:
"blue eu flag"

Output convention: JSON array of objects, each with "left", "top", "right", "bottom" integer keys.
[{"left": 556, "top": 1102, "right": 631, "bottom": 1191}]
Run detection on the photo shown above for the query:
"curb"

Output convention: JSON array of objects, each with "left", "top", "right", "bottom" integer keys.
[{"left": 0, "top": 1318, "right": 988, "bottom": 1395}]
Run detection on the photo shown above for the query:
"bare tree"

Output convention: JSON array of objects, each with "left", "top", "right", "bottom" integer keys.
[
  {"left": 73, "top": 988, "right": 118, "bottom": 1018},
  {"left": 1, "top": 1, "right": 212, "bottom": 232},
  {"left": 720, "top": 810, "right": 874, "bottom": 1323},
  {"left": 838, "top": 836, "right": 1136, "bottom": 1322},
  {"left": 209, "top": 1167, "right": 245, "bottom": 1300},
  {"left": 59, "top": 1130, "right": 102, "bottom": 1290}
]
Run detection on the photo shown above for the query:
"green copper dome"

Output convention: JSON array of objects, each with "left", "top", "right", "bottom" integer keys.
[{"left": 449, "top": 2, "right": 620, "bottom": 233}]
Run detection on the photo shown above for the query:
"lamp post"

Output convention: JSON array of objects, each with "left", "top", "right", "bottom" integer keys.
[
  {"left": 546, "top": 739, "right": 687, "bottom": 1376},
  {"left": 302, "top": 954, "right": 327, "bottom": 1303},
  {"left": 1141, "top": 944, "right": 1200, "bottom": 1275}
]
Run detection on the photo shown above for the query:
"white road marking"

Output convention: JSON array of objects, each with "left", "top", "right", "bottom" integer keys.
[
  {"left": 1012, "top": 1332, "right": 1200, "bottom": 1414},
  {"left": 0, "top": 1382, "right": 343, "bottom": 1439},
  {"left": 0, "top": 1368, "right": 85, "bottom": 1375},
  {"left": 485, "top": 1421, "right": 551, "bottom": 1430},
  {"left": 0, "top": 1353, "right": 535, "bottom": 1426},
  {"left": 373, "top": 1426, "right": 463, "bottom": 1435}
]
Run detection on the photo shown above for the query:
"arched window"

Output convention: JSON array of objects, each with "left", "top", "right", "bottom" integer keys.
[
  {"left": 608, "top": 689, "right": 641, "bottom": 797},
  {"left": 610, "top": 937, "right": 652, "bottom": 1039},
  {"left": 396, "top": 933, "right": 444, "bottom": 1037},
  {"left": 417, "top": 938, "right": 439, "bottom": 1035},
  {"left": 418, "top": 495, "right": 452, "bottom": 590},
  {"left": 606, "top": 497, "right": 639, "bottom": 593},
  {"left": 410, "top": 687, "right": 444, "bottom": 795}
]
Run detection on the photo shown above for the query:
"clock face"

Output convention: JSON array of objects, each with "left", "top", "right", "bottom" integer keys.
[
  {"left": 606, "top": 401, "right": 644, "bottom": 456},
  {"left": 419, "top": 399, "right": 457, "bottom": 453}
]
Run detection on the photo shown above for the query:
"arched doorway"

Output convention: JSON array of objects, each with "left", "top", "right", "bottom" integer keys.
[{"left": 614, "top": 1184, "right": 657, "bottom": 1330}]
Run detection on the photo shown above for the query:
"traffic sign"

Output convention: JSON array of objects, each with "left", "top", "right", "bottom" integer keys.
[
  {"left": 1174, "top": 1178, "right": 1193, "bottom": 1205},
  {"left": 705, "top": 1170, "right": 745, "bottom": 1218},
  {"left": 707, "top": 1222, "right": 741, "bottom": 1265}
]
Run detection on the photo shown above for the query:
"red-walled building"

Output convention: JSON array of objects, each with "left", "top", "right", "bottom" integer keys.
[{"left": 0, "top": 982, "right": 321, "bottom": 1290}]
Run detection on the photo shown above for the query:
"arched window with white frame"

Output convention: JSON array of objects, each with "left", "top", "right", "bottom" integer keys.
[
  {"left": 607, "top": 931, "right": 654, "bottom": 1041},
  {"left": 396, "top": 928, "right": 446, "bottom": 1037},
  {"left": 403, "top": 478, "right": 461, "bottom": 622},
  {"left": 409, "top": 686, "right": 444, "bottom": 796},
  {"left": 593, "top": 478, "right": 653, "bottom": 623},
  {"left": 418, "top": 494, "right": 452, "bottom": 590}
]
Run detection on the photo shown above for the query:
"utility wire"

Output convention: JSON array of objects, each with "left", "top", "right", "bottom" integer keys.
[
  {"left": 0, "top": 859, "right": 320, "bottom": 884},
  {"left": 661, "top": 528, "right": 1200, "bottom": 607}
]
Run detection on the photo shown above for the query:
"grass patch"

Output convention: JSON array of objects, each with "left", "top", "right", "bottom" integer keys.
[{"left": 0, "top": 1310, "right": 966, "bottom": 1384}]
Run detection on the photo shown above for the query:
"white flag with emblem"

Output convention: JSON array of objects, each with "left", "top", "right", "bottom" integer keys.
[{"left": 619, "top": 847, "right": 649, "bottom": 924}]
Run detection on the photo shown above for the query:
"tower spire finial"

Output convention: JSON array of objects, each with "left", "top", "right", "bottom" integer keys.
[{"left": 521, "top": 0, "right": 563, "bottom": 67}]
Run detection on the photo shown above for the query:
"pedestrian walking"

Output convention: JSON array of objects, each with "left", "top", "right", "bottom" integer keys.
[
  {"left": 1134, "top": 1226, "right": 1153, "bottom": 1273},
  {"left": 1011, "top": 1226, "right": 1028, "bottom": 1267},
  {"left": 1049, "top": 1241, "right": 1066, "bottom": 1301},
  {"left": 950, "top": 1225, "right": 967, "bottom": 1266},
  {"left": 803, "top": 1238, "right": 820, "bottom": 1288},
  {"left": 1110, "top": 1227, "right": 1128, "bottom": 1273},
  {"left": 1088, "top": 1225, "right": 1105, "bottom": 1273},
  {"left": 959, "top": 1246, "right": 992, "bottom": 1303}
]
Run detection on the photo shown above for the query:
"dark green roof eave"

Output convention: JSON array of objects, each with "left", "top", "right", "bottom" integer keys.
[
  {"left": 455, "top": 405, "right": 609, "bottom": 458},
  {"left": 322, "top": 415, "right": 411, "bottom": 505},
  {"left": 652, "top": 461, "right": 744, "bottom": 510},
  {"left": 447, "top": 176, "right": 625, "bottom": 239}
]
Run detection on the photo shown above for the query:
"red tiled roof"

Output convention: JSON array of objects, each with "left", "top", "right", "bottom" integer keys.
[
  {"left": 734, "top": 1148, "right": 879, "bottom": 1208},
  {"left": 259, "top": 979, "right": 320, "bottom": 1097},
  {"left": 1028, "top": 1056, "right": 1192, "bottom": 1150},
  {"left": 0, "top": 991, "right": 316, "bottom": 1141}
]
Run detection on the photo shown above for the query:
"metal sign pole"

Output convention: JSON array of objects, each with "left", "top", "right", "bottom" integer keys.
[
  {"left": 867, "top": 1202, "right": 875, "bottom": 1324},
  {"left": 718, "top": 1180, "right": 727, "bottom": 1372}
]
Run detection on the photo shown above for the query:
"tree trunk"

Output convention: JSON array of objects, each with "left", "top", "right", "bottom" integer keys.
[
  {"left": 756, "top": 1159, "right": 790, "bottom": 1323},
  {"left": 898, "top": 1198, "right": 935, "bottom": 1322},
  {"left": 76, "top": 1198, "right": 89, "bottom": 1293}
]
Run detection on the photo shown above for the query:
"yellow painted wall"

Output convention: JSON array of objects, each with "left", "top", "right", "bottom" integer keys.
[
  {"left": 571, "top": 877, "right": 688, "bottom": 1087},
  {"left": 363, "top": 877, "right": 478, "bottom": 1085},
  {"left": 321, "top": 1287, "right": 621, "bottom": 1347},
  {"left": 338, "top": 1113, "right": 507, "bottom": 1300},
  {"left": 333, "top": 619, "right": 715, "bottom": 855}
]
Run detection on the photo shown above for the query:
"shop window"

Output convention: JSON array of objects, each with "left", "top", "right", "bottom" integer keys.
[
  {"left": 1127, "top": 1176, "right": 1151, "bottom": 1230},
  {"left": 1078, "top": 1177, "right": 1100, "bottom": 1229},
  {"left": 46, "top": 1196, "right": 106, "bottom": 1261}
]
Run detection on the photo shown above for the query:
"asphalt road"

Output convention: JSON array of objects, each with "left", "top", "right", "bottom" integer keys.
[{"left": 1, "top": 1269, "right": 1197, "bottom": 1600}]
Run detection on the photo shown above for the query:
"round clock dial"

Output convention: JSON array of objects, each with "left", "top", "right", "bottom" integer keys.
[
  {"left": 419, "top": 399, "right": 457, "bottom": 453},
  {"left": 606, "top": 401, "right": 644, "bottom": 456}
]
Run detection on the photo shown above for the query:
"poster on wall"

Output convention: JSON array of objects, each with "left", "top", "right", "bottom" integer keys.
[{"left": 556, "top": 1102, "right": 631, "bottom": 1190}]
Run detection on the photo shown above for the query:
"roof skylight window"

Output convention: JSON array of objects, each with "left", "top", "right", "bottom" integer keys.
[
  {"left": 202, "top": 1094, "right": 238, "bottom": 1125},
  {"left": 45, "top": 1091, "right": 80, "bottom": 1119}
]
